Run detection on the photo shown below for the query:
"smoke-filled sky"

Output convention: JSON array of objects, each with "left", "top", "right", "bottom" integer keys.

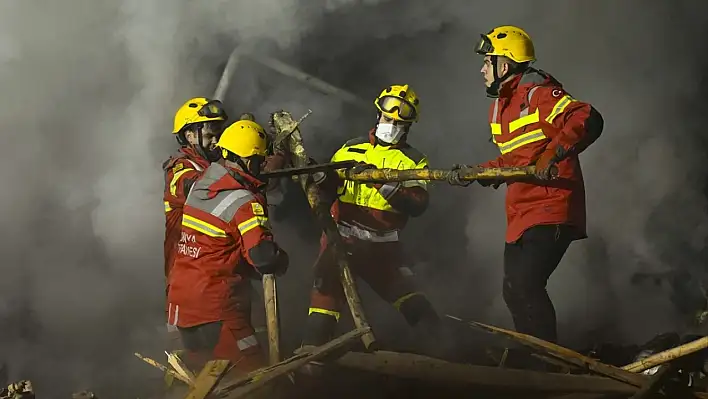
[{"left": 1, "top": 0, "right": 708, "bottom": 395}]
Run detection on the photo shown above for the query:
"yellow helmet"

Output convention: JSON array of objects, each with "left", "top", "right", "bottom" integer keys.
[
  {"left": 217, "top": 120, "right": 268, "bottom": 159},
  {"left": 374, "top": 84, "right": 420, "bottom": 122},
  {"left": 476, "top": 25, "right": 535, "bottom": 63},
  {"left": 172, "top": 97, "right": 228, "bottom": 134}
]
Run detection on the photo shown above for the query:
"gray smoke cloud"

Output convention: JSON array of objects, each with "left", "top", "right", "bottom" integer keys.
[{"left": 1, "top": 0, "right": 707, "bottom": 395}]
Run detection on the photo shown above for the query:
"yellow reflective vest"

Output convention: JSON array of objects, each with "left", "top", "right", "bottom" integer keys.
[{"left": 331, "top": 137, "right": 428, "bottom": 213}]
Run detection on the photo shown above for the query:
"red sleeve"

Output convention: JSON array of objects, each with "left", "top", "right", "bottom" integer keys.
[
  {"left": 165, "top": 162, "right": 202, "bottom": 199},
  {"left": 228, "top": 198, "right": 274, "bottom": 267},
  {"left": 534, "top": 86, "right": 604, "bottom": 157},
  {"left": 479, "top": 154, "right": 510, "bottom": 168},
  {"left": 375, "top": 184, "right": 429, "bottom": 217}
]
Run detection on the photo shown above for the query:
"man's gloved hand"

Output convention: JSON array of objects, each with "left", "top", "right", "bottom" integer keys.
[
  {"left": 350, "top": 162, "right": 377, "bottom": 175},
  {"left": 448, "top": 164, "right": 479, "bottom": 187},
  {"left": 534, "top": 147, "right": 562, "bottom": 180}
]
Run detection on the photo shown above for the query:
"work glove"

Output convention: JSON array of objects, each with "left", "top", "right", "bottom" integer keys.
[
  {"left": 350, "top": 162, "right": 377, "bottom": 174},
  {"left": 448, "top": 164, "right": 478, "bottom": 187},
  {"left": 534, "top": 146, "right": 563, "bottom": 180}
]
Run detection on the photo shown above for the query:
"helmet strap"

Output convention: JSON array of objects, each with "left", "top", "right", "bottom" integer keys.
[
  {"left": 176, "top": 131, "right": 189, "bottom": 147},
  {"left": 486, "top": 55, "right": 527, "bottom": 98},
  {"left": 192, "top": 124, "right": 220, "bottom": 162}
]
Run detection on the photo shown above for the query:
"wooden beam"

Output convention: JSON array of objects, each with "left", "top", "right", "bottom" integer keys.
[{"left": 332, "top": 351, "right": 636, "bottom": 395}]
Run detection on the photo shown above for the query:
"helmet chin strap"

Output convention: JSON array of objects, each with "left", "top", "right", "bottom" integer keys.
[
  {"left": 192, "top": 125, "right": 220, "bottom": 162},
  {"left": 486, "top": 55, "right": 515, "bottom": 98}
]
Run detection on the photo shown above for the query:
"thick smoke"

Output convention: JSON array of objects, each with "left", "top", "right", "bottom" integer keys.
[{"left": 1, "top": 0, "right": 707, "bottom": 395}]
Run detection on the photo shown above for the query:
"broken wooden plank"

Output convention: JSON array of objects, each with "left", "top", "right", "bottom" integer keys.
[
  {"left": 214, "top": 327, "right": 370, "bottom": 398},
  {"left": 332, "top": 351, "right": 636, "bottom": 395},
  {"left": 167, "top": 351, "right": 197, "bottom": 384},
  {"left": 623, "top": 335, "right": 708, "bottom": 373},
  {"left": 134, "top": 352, "right": 194, "bottom": 386},
  {"left": 185, "top": 360, "right": 231, "bottom": 399},
  {"left": 453, "top": 317, "right": 647, "bottom": 388}
]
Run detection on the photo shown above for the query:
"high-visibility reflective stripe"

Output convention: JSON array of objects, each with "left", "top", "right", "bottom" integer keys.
[
  {"left": 182, "top": 214, "right": 228, "bottom": 238},
  {"left": 497, "top": 128, "right": 547, "bottom": 155},
  {"left": 492, "top": 98, "right": 500, "bottom": 123},
  {"left": 164, "top": 201, "right": 172, "bottom": 213},
  {"left": 184, "top": 159, "right": 203, "bottom": 172},
  {"left": 237, "top": 216, "right": 269, "bottom": 235},
  {"left": 509, "top": 108, "right": 540, "bottom": 133},
  {"left": 169, "top": 168, "right": 195, "bottom": 196},
  {"left": 378, "top": 182, "right": 400, "bottom": 200},
  {"left": 393, "top": 292, "right": 423, "bottom": 311},
  {"left": 337, "top": 222, "right": 399, "bottom": 242},
  {"left": 545, "top": 95, "right": 575, "bottom": 123},
  {"left": 210, "top": 189, "right": 252, "bottom": 218},
  {"left": 237, "top": 335, "right": 258, "bottom": 351},
  {"left": 308, "top": 307, "right": 341, "bottom": 321},
  {"left": 490, "top": 123, "right": 502, "bottom": 135}
]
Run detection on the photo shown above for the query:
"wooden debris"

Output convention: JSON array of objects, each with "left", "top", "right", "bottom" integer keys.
[
  {"left": 622, "top": 335, "right": 708, "bottom": 373},
  {"left": 270, "top": 110, "right": 376, "bottom": 349},
  {"left": 185, "top": 360, "right": 231, "bottom": 399},
  {"left": 214, "top": 327, "right": 370, "bottom": 398},
  {"left": 262, "top": 274, "right": 281, "bottom": 365},
  {"left": 167, "top": 351, "right": 197, "bottom": 384},
  {"left": 134, "top": 352, "right": 194, "bottom": 386},
  {"left": 332, "top": 351, "right": 636, "bottom": 395},
  {"left": 452, "top": 317, "right": 647, "bottom": 388},
  {"left": 0, "top": 381, "right": 33, "bottom": 399}
]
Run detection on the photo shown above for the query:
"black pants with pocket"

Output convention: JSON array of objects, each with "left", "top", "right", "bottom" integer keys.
[{"left": 503, "top": 224, "right": 574, "bottom": 343}]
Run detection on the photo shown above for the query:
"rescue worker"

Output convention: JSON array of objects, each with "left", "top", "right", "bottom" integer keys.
[
  {"left": 302, "top": 84, "right": 441, "bottom": 351},
  {"left": 166, "top": 119, "right": 289, "bottom": 374},
  {"left": 449, "top": 26, "right": 604, "bottom": 347},
  {"left": 163, "top": 97, "right": 228, "bottom": 280}
]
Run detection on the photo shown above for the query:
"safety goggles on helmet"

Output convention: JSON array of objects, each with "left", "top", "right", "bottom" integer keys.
[
  {"left": 197, "top": 100, "right": 227, "bottom": 120},
  {"left": 475, "top": 34, "right": 494, "bottom": 55},
  {"left": 376, "top": 96, "right": 417, "bottom": 121}
]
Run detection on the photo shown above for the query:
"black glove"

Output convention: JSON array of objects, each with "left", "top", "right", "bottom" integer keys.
[
  {"left": 448, "top": 164, "right": 477, "bottom": 187},
  {"left": 350, "top": 162, "right": 377, "bottom": 174}
]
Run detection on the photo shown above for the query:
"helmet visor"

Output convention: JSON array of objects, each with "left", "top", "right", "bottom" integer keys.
[
  {"left": 198, "top": 99, "right": 228, "bottom": 120},
  {"left": 475, "top": 34, "right": 494, "bottom": 55},
  {"left": 377, "top": 96, "right": 417, "bottom": 121}
]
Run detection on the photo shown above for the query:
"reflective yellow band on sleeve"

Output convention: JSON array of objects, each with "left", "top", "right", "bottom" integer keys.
[
  {"left": 308, "top": 307, "right": 341, "bottom": 321},
  {"left": 164, "top": 201, "right": 172, "bottom": 213},
  {"left": 393, "top": 292, "right": 423, "bottom": 311},
  {"left": 237, "top": 216, "right": 269, "bottom": 235},
  {"left": 497, "top": 128, "right": 547, "bottom": 155},
  {"left": 169, "top": 168, "right": 195, "bottom": 196},
  {"left": 545, "top": 95, "right": 575, "bottom": 124},
  {"left": 181, "top": 214, "right": 228, "bottom": 238},
  {"left": 490, "top": 123, "right": 502, "bottom": 135},
  {"left": 509, "top": 108, "right": 540, "bottom": 133}
]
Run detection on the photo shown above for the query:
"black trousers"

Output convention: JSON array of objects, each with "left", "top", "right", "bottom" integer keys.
[{"left": 503, "top": 224, "right": 574, "bottom": 343}]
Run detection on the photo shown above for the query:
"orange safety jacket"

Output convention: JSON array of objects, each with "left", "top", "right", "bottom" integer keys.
[{"left": 480, "top": 69, "right": 603, "bottom": 243}]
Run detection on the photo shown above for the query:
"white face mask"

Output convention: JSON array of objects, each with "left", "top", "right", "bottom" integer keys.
[{"left": 374, "top": 123, "right": 406, "bottom": 145}]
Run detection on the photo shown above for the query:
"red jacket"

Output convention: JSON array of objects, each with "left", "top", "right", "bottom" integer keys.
[
  {"left": 167, "top": 163, "right": 284, "bottom": 327},
  {"left": 162, "top": 148, "right": 287, "bottom": 279},
  {"left": 162, "top": 148, "right": 210, "bottom": 278},
  {"left": 480, "top": 69, "right": 603, "bottom": 243}
]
